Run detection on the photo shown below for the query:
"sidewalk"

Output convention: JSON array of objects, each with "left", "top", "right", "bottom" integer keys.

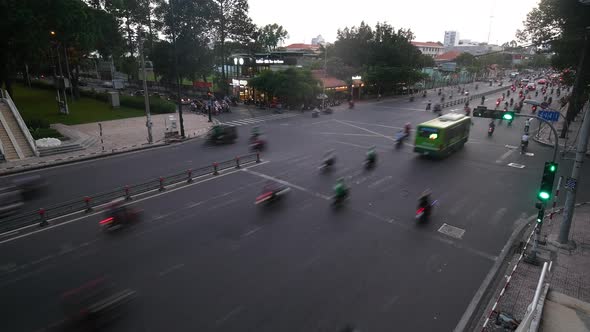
[
  {"left": 479, "top": 204, "right": 590, "bottom": 331},
  {"left": 0, "top": 111, "right": 212, "bottom": 175},
  {"left": 533, "top": 98, "right": 588, "bottom": 155}
]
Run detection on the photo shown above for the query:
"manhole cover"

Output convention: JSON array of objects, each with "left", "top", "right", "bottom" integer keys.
[
  {"left": 438, "top": 223, "right": 466, "bottom": 239},
  {"left": 508, "top": 163, "right": 526, "bottom": 169}
]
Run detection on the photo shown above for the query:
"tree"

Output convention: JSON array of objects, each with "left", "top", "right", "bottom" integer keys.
[
  {"left": 517, "top": 0, "right": 590, "bottom": 137},
  {"left": 153, "top": 0, "right": 214, "bottom": 85},
  {"left": 455, "top": 53, "right": 477, "bottom": 67},
  {"left": 256, "top": 24, "right": 289, "bottom": 52},
  {"left": 0, "top": 0, "right": 122, "bottom": 97},
  {"left": 249, "top": 68, "right": 320, "bottom": 106},
  {"left": 330, "top": 21, "right": 425, "bottom": 95},
  {"left": 209, "top": 0, "right": 255, "bottom": 94}
]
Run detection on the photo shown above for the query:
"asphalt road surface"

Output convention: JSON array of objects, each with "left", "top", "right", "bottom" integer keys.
[{"left": 2, "top": 84, "right": 589, "bottom": 332}]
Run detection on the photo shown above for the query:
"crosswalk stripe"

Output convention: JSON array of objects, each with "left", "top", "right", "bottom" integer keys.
[{"left": 220, "top": 113, "right": 297, "bottom": 126}]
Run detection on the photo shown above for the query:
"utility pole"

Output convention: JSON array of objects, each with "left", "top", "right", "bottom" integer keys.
[
  {"left": 558, "top": 100, "right": 590, "bottom": 246},
  {"left": 170, "top": 0, "right": 185, "bottom": 138},
  {"left": 138, "top": 28, "right": 153, "bottom": 144},
  {"left": 322, "top": 42, "right": 327, "bottom": 110}
]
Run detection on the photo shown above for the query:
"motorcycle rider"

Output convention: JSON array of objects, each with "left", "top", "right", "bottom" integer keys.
[
  {"left": 521, "top": 133, "right": 530, "bottom": 153},
  {"left": 105, "top": 198, "right": 134, "bottom": 226},
  {"left": 366, "top": 146, "right": 377, "bottom": 165},
  {"left": 488, "top": 120, "right": 496, "bottom": 135},
  {"left": 418, "top": 189, "right": 432, "bottom": 218},
  {"left": 333, "top": 178, "right": 349, "bottom": 201},
  {"left": 403, "top": 122, "right": 411, "bottom": 137},
  {"left": 323, "top": 149, "right": 336, "bottom": 167}
]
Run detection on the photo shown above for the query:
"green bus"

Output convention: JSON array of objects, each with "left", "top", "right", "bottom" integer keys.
[{"left": 414, "top": 112, "right": 471, "bottom": 158}]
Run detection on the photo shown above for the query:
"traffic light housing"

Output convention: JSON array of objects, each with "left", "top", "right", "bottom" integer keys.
[
  {"left": 538, "top": 162, "right": 558, "bottom": 201},
  {"left": 472, "top": 106, "right": 514, "bottom": 120}
]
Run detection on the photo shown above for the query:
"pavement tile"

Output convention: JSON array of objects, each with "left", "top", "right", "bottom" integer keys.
[{"left": 482, "top": 205, "right": 590, "bottom": 330}]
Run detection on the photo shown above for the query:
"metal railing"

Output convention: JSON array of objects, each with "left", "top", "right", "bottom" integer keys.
[
  {"left": 1, "top": 89, "right": 39, "bottom": 157},
  {"left": 439, "top": 86, "right": 507, "bottom": 110},
  {"left": 0, "top": 153, "right": 261, "bottom": 234}
]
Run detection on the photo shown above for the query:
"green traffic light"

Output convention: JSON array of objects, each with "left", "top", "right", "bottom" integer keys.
[
  {"left": 538, "top": 191, "right": 550, "bottom": 200},
  {"left": 549, "top": 164, "right": 556, "bottom": 172},
  {"left": 503, "top": 113, "right": 513, "bottom": 120}
]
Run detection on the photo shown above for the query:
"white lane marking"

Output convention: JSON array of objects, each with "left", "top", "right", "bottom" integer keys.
[
  {"left": 368, "top": 176, "right": 393, "bottom": 189},
  {"left": 242, "top": 168, "right": 331, "bottom": 200},
  {"left": 0, "top": 230, "right": 19, "bottom": 239},
  {"left": 158, "top": 263, "right": 185, "bottom": 277},
  {"left": 307, "top": 119, "right": 335, "bottom": 126},
  {"left": 505, "top": 144, "right": 518, "bottom": 149},
  {"left": 338, "top": 119, "right": 404, "bottom": 130},
  {"left": 525, "top": 152, "right": 534, "bottom": 156},
  {"left": 508, "top": 163, "right": 526, "bottom": 169},
  {"left": 241, "top": 227, "right": 261, "bottom": 238},
  {"left": 0, "top": 161, "right": 270, "bottom": 245},
  {"left": 318, "top": 132, "right": 381, "bottom": 137},
  {"left": 209, "top": 198, "right": 239, "bottom": 210},
  {"left": 186, "top": 201, "right": 204, "bottom": 208},
  {"left": 334, "top": 120, "right": 396, "bottom": 142},
  {"left": 495, "top": 149, "right": 515, "bottom": 163},
  {"left": 333, "top": 141, "right": 372, "bottom": 149},
  {"left": 215, "top": 306, "right": 244, "bottom": 326}
]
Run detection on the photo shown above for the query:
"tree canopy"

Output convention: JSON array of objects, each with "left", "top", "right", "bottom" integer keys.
[{"left": 249, "top": 68, "right": 320, "bottom": 107}]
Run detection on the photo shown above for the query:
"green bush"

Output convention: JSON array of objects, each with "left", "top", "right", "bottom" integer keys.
[
  {"left": 24, "top": 117, "right": 50, "bottom": 129},
  {"left": 30, "top": 127, "right": 63, "bottom": 140},
  {"left": 119, "top": 95, "right": 175, "bottom": 114}
]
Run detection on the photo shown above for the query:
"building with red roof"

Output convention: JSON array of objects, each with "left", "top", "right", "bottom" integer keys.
[
  {"left": 435, "top": 50, "right": 462, "bottom": 63},
  {"left": 285, "top": 43, "right": 321, "bottom": 53},
  {"left": 411, "top": 41, "right": 444, "bottom": 57}
]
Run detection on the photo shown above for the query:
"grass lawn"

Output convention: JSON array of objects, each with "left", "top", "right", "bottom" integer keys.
[{"left": 11, "top": 84, "right": 146, "bottom": 125}]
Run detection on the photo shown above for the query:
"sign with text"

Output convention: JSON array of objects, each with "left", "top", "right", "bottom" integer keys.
[{"left": 538, "top": 110, "right": 560, "bottom": 122}]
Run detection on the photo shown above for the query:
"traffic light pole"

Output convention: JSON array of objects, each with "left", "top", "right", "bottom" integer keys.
[{"left": 557, "top": 102, "right": 590, "bottom": 247}]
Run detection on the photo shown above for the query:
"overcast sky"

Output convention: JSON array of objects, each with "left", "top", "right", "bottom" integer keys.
[{"left": 249, "top": 0, "right": 540, "bottom": 45}]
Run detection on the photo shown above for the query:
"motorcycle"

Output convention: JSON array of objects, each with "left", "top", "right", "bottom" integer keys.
[
  {"left": 332, "top": 188, "right": 349, "bottom": 207},
  {"left": 416, "top": 199, "right": 437, "bottom": 223},
  {"left": 348, "top": 100, "right": 355, "bottom": 109},
  {"left": 395, "top": 131, "right": 408, "bottom": 149},
  {"left": 319, "top": 157, "right": 335, "bottom": 172},
  {"left": 364, "top": 154, "right": 377, "bottom": 169},
  {"left": 520, "top": 141, "right": 528, "bottom": 154},
  {"left": 488, "top": 124, "right": 495, "bottom": 137},
  {"left": 100, "top": 206, "right": 141, "bottom": 232},
  {"left": 255, "top": 185, "right": 291, "bottom": 205},
  {"left": 249, "top": 139, "right": 266, "bottom": 152}
]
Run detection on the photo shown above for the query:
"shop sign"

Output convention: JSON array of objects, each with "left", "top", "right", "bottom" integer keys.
[
  {"left": 255, "top": 59, "right": 284, "bottom": 64},
  {"left": 232, "top": 79, "right": 248, "bottom": 86}
]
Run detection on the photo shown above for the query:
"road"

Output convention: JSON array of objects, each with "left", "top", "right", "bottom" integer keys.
[{"left": 2, "top": 83, "right": 589, "bottom": 332}]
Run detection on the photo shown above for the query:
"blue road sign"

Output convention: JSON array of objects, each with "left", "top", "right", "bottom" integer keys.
[
  {"left": 538, "top": 110, "right": 560, "bottom": 122},
  {"left": 565, "top": 177, "right": 577, "bottom": 190}
]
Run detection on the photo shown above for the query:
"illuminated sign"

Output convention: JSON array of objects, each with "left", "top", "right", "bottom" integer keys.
[
  {"left": 232, "top": 79, "right": 248, "bottom": 86},
  {"left": 255, "top": 59, "right": 285, "bottom": 64},
  {"left": 352, "top": 75, "right": 362, "bottom": 80}
]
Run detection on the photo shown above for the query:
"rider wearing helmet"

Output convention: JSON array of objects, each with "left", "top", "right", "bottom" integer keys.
[{"left": 334, "top": 178, "right": 348, "bottom": 199}]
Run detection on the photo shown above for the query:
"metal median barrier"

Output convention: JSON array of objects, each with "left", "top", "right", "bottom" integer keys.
[
  {"left": 0, "top": 153, "right": 261, "bottom": 234},
  {"left": 439, "top": 86, "right": 507, "bottom": 109}
]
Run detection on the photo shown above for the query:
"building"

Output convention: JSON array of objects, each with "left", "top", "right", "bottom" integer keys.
[
  {"left": 285, "top": 43, "right": 321, "bottom": 53},
  {"left": 444, "top": 43, "right": 503, "bottom": 56},
  {"left": 311, "top": 35, "right": 325, "bottom": 46},
  {"left": 444, "top": 31, "right": 459, "bottom": 47},
  {"left": 411, "top": 41, "right": 444, "bottom": 57}
]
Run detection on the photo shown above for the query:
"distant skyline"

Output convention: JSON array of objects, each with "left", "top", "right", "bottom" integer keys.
[{"left": 249, "top": 0, "right": 540, "bottom": 46}]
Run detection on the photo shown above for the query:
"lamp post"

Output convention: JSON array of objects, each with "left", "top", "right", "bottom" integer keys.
[{"left": 169, "top": 0, "right": 185, "bottom": 138}]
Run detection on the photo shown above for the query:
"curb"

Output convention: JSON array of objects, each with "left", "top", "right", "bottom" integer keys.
[
  {"left": 454, "top": 213, "right": 535, "bottom": 332},
  {"left": 0, "top": 130, "right": 210, "bottom": 176}
]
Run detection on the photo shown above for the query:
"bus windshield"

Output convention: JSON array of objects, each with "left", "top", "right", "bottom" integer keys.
[{"left": 418, "top": 127, "right": 439, "bottom": 140}]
